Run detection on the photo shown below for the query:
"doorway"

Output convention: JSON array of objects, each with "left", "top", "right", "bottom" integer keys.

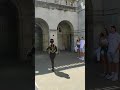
[{"left": 57, "top": 21, "right": 74, "bottom": 51}]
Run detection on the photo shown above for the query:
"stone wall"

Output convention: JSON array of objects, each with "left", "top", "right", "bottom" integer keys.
[
  {"left": 35, "top": 5, "right": 78, "bottom": 50},
  {"left": 91, "top": 0, "right": 120, "bottom": 50},
  {"left": 12, "top": 0, "right": 34, "bottom": 61},
  {"left": 35, "top": 0, "right": 85, "bottom": 51}
]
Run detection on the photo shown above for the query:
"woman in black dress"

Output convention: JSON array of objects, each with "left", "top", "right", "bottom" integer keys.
[{"left": 99, "top": 30, "right": 108, "bottom": 77}]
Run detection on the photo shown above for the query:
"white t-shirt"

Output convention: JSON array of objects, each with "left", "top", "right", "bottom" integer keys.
[
  {"left": 77, "top": 41, "right": 80, "bottom": 45},
  {"left": 108, "top": 32, "right": 120, "bottom": 52},
  {"left": 80, "top": 39, "right": 85, "bottom": 48}
]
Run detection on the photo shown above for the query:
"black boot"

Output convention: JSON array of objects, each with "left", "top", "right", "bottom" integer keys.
[{"left": 52, "top": 68, "right": 54, "bottom": 72}]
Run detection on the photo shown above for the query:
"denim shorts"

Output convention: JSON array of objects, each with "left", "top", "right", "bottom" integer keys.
[
  {"left": 80, "top": 48, "right": 85, "bottom": 52},
  {"left": 77, "top": 45, "right": 80, "bottom": 49},
  {"left": 107, "top": 51, "right": 119, "bottom": 63}
]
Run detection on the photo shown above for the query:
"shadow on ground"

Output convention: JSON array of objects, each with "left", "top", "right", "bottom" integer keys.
[
  {"left": 0, "top": 57, "right": 34, "bottom": 90},
  {"left": 35, "top": 52, "right": 85, "bottom": 75},
  {"left": 54, "top": 71, "right": 70, "bottom": 79},
  {"left": 86, "top": 61, "right": 120, "bottom": 90}
]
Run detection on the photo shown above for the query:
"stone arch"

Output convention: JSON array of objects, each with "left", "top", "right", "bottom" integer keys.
[
  {"left": 35, "top": 18, "right": 49, "bottom": 51},
  {"left": 57, "top": 20, "right": 74, "bottom": 51}
]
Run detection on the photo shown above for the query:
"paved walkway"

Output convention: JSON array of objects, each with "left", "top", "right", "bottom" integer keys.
[
  {"left": 0, "top": 57, "right": 34, "bottom": 90},
  {"left": 35, "top": 52, "right": 85, "bottom": 90},
  {"left": 86, "top": 61, "right": 120, "bottom": 90}
]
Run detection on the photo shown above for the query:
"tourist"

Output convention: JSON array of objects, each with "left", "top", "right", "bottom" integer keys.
[
  {"left": 106, "top": 26, "right": 120, "bottom": 81},
  {"left": 99, "top": 30, "right": 108, "bottom": 77},
  {"left": 79, "top": 37, "right": 85, "bottom": 60},
  {"left": 76, "top": 39, "right": 80, "bottom": 58},
  {"left": 46, "top": 39, "right": 57, "bottom": 72}
]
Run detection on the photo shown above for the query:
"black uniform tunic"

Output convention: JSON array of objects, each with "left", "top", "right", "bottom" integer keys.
[{"left": 47, "top": 44, "right": 57, "bottom": 70}]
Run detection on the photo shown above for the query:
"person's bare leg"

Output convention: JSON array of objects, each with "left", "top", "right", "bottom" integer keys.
[
  {"left": 106, "top": 62, "right": 114, "bottom": 79},
  {"left": 103, "top": 57, "right": 107, "bottom": 73},
  {"left": 77, "top": 49, "right": 80, "bottom": 57},
  {"left": 100, "top": 56, "right": 108, "bottom": 77},
  {"left": 108, "top": 63, "right": 112, "bottom": 74},
  {"left": 106, "top": 62, "right": 109, "bottom": 74},
  {"left": 80, "top": 51, "right": 82, "bottom": 58},
  {"left": 111, "top": 63, "right": 119, "bottom": 81},
  {"left": 79, "top": 48, "right": 85, "bottom": 60},
  {"left": 84, "top": 52, "right": 85, "bottom": 57},
  {"left": 114, "top": 63, "right": 119, "bottom": 74},
  {"left": 116, "top": 63, "right": 119, "bottom": 74}
]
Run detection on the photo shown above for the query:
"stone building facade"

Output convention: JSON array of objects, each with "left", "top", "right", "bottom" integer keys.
[
  {"left": 86, "top": 0, "right": 120, "bottom": 60},
  {"left": 35, "top": 0, "right": 85, "bottom": 52}
]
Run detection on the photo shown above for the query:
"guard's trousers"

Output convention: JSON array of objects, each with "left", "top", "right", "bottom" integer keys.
[{"left": 49, "top": 53, "right": 56, "bottom": 69}]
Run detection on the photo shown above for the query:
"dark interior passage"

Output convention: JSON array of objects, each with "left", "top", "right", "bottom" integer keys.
[
  {"left": 35, "top": 24, "right": 43, "bottom": 52},
  {"left": 57, "top": 21, "right": 73, "bottom": 51},
  {"left": 0, "top": 1, "right": 34, "bottom": 89},
  {"left": 0, "top": 1, "right": 18, "bottom": 59}
]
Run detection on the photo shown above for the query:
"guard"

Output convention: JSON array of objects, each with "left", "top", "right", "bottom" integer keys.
[{"left": 46, "top": 39, "right": 57, "bottom": 72}]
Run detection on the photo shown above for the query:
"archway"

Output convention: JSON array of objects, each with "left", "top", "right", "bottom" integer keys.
[
  {"left": 57, "top": 20, "right": 74, "bottom": 51},
  {"left": 0, "top": 1, "right": 19, "bottom": 59},
  {"left": 35, "top": 23, "right": 43, "bottom": 52},
  {"left": 35, "top": 18, "right": 49, "bottom": 52}
]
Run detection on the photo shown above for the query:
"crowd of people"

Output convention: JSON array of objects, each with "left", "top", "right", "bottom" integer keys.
[
  {"left": 75, "top": 37, "right": 85, "bottom": 61},
  {"left": 96, "top": 26, "right": 120, "bottom": 81}
]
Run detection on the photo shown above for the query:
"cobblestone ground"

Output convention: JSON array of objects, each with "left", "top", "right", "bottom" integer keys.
[{"left": 35, "top": 52, "right": 85, "bottom": 90}]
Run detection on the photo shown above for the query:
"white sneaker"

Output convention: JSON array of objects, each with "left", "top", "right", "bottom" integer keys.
[
  {"left": 107, "top": 73, "right": 114, "bottom": 80},
  {"left": 81, "top": 57, "right": 84, "bottom": 61},
  {"left": 112, "top": 76, "right": 118, "bottom": 81},
  {"left": 112, "top": 73, "right": 118, "bottom": 81}
]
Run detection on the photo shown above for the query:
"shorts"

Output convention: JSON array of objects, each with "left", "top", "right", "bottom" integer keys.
[
  {"left": 80, "top": 48, "right": 85, "bottom": 53},
  {"left": 100, "top": 47, "right": 108, "bottom": 56},
  {"left": 107, "top": 51, "right": 119, "bottom": 63},
  {"left": 77, "top": 45, "right": 80, "bottom": 49}
]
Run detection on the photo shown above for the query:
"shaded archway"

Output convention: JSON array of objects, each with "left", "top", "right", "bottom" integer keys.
[
  {"left": 0, "top": 1, "right": 19, "bottom": 59},
  {"left": 57, "top": 20, "right": 74, "bottom": 51},
  {"left": 35, "top": 18, "right": 49, "bottom": 52},
  {"left": 35, "top": 23, "right": 43, "bottom": 52}
]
